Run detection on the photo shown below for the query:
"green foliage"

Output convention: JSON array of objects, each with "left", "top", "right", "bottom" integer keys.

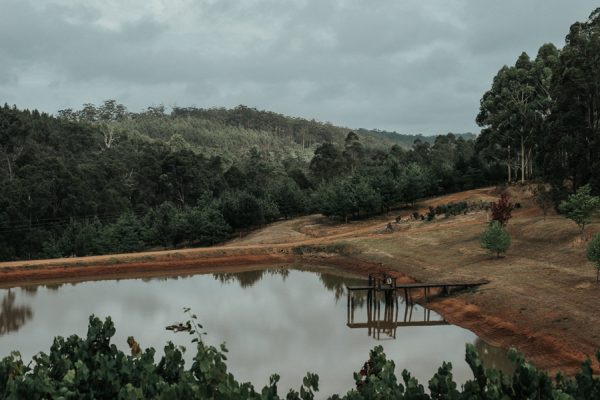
[
  {"left": 268, "top": 179, "right": 307, "bottom": 219},
  {"left": 309, "top": 142, "right": 345, "bottom": 183},
  {"left": 220, "top": 191, "right": 267, "bottom": 229},
  {"left": 0, "top": 102, "right": 500, "bottom": 261},
  {"left": 4, "top": 316, "right": 600, "bottom": 399},
  {"left": 186, "top": 205, "right": 232, "bottom": 245},
  {"left": 587, "top": 232, "right": 600, "bottom": 283},
  {"left": 101, "top": 212, "right": 145, "bottom": 253},
  {"left": 480, "top": 221, "right": 511, "bottom": 258},
  {"left": 401, "top": 163, "right": 435, "bottom": 205},
  {"left": 143, "top": 202, "right": 185, "bottom": 247},
  {"left": 558, "top": 185, "right": 600, "bottom": 235},
  {"left": 476, "top": 8, "right": 600, "bottom": 196}
]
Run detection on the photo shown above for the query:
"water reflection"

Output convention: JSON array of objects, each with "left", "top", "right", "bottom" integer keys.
[
  {"left": 474, "top": 338, "right": 516, "bottom": 375},
  {"left": 0, "top": 290, "right": 33, "bottom": 335},
  {"left": 0, "top": 266, "right": 514, "bottom": 396},
  {"left": 214, "top": 268, "right": 295, "bottom": 287},
  {"left": 318, "top": 272, "right": 365, "bottom": 301},
  {"left": 347, "top": 291, "right": 447, "bottom": 340}
]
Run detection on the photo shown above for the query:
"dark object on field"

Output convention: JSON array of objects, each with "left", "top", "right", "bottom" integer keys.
[
  {"left": 395, "top": 216, "right": 402, "bottom": 223},
  {"left": 385, "top": 222, "right": 394, "bottom": 232},
  {"left": 426, "top": 206, "right": 435, "bottom": 221},
  {"left": 412, "top": 211, "right": 420, "bottom": 220},
  {"left": 166, "top": 322, "right": 192, "bottom": 332},
  {"left": 515, "top": 202, "right": 521, "bottom": 209}
]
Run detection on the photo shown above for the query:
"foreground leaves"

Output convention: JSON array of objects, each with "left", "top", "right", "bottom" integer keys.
[{"left": 1, "top": 315, "right": 600, "bottom": 399}]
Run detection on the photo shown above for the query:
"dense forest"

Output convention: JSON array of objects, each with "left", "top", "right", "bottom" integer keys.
[
  {"left": 0, "top": 102, "right": 491, "bottom": 261},
  {"left": 0, "top": 8, "right": 599, "bottom": 261}
]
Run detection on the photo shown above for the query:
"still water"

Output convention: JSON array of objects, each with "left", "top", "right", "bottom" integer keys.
[{"left": 0, "top": 265, "right": 510, "bottom": 396}]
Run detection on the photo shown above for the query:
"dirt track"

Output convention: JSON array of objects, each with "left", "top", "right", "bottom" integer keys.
[{"left": 1, "top": 186, "right": 599, "bottom": 376}]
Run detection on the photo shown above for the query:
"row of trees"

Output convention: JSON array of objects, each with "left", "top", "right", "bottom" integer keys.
[{"left": 42, "top": 202, "right": 231, "bottom": 258}]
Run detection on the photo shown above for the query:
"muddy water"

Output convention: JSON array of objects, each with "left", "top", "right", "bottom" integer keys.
[{"left": 0, "top": 265, "right": 510, "bottom": 396}]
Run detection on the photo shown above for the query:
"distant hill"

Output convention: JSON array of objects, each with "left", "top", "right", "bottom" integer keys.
[
  {"left": 102, "top": 104, "right": 475, "bottom": 161},
  {"left": 357, "top": 128, "right": 476, "bottom": 148}
]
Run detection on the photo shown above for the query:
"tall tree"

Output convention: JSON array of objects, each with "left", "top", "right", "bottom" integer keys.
[
  {"left": 477, "top": 49, "right": 555, "bottom": 183},
  {"left": 309, "top": 142, "right": 345, "bottom": 183},
  {"left": 343, "top": 131, "right": 364, "bottom": 173},
  {"left": 544, "top": 9, "right": 600, "bottom": 191}
]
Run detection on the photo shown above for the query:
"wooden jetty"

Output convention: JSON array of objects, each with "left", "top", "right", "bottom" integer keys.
[
  {"left": 346, "top": 273, "right": 488, "bottom": 303},
  {"left": 344, "top": 273, "right": 487, "bottom": 339}
]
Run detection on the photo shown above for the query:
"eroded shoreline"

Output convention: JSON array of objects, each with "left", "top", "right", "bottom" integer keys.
[{"left": 0, "top": 249, "right": 592, "bottom": 376}]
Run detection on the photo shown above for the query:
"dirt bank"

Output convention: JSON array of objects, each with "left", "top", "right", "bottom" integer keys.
[{"left": 2, "top": 186, "right": 599, "bottom": 376}]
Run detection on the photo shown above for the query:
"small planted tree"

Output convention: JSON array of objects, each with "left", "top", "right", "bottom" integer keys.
[
  {"left": 587, "top": 232, "right": 600, "bottom": 283},
  {"left": 490, "top": 193, "right": 514, "bottom": 226},
  {"left": 481, "top": 221, "right": 511, "bottom": 258},
  {"left": 559, "top": 184, "right": 600, "bottom": 237}
]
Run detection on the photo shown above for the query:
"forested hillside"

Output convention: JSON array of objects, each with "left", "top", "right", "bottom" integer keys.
[
  {"left": 57, "top": 103, "right": 472, "bottom": 160},
  {"left": 1, "top": 7, "right": 599, "bottom": 262},
  {"left": 0, "top": 103, "right": 495, "bottom": 261}
]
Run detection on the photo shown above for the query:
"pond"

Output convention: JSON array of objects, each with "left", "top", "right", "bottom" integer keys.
[{"left": 0, "top": 265, "right": 511, "bottom": 397}]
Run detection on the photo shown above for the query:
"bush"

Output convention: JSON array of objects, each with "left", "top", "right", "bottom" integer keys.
[
  {"left": 3, "top": 315, "right": 600, "bottom": 399},
  {"left": 491, "top": 193, "right": 514, "bottom": 226},
  {"left": 481, "top": 221, "right": 511, "bottom": 258},
  {"left": 587, "top": 232, "right": 600, "bottom": 283},
  {"left": 559, "top": 184, "right": 600, "bottom": 236}
]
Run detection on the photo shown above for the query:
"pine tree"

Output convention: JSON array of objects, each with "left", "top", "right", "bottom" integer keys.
[{"left": 480, "top": 221, "right": 511, "bottom": 258}]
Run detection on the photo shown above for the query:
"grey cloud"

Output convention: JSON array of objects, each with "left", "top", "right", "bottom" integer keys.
[{"left": 0, "top": 0, "right": 598, "bottom": 134}]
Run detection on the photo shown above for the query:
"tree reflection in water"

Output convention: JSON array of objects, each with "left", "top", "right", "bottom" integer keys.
[
  {"left": 0, "top": 290, "right": 33, "bottom": 335},
  {"left": 319, "top": 273, "right": 362, "bottom": 300},
  {"left": 213, "top": 268, "right": 369, "bottom": 304},
  {"left": 214, "top": 270, "right": 266, "bottom": 288},
  {"left": 474, "top": 338, "right": 516, "bottom": 374},
  {"left": 213, "top": 268, "right": 293, "bottom": 288}
]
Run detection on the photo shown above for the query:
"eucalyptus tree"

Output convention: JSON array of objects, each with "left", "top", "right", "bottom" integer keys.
[
  {"left": 477, "top": 48, "right": 556, "bottom": 183},
  {"left": 544, "top": 8, "right": 600, "bottom": 190}
]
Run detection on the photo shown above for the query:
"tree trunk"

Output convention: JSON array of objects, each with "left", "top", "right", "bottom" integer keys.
[
  {"left": 507, "top": 144, "right": 511, "bottom": 183},
  {"left": 5, "top": 154, "right": 12, "bottom": 181},
  {"left": 520, "top": 136, "right": 525, "bottom": 183}
]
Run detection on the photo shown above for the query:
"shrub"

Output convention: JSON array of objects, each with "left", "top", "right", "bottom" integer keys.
[
  {"left": 491, "top": 193, "right": 514, "bottom": 226},
  {"left": 3, "top": 315, "right": 600, "bottom": 399},
  {"left": 587, "top": 232, "right": 600, "bottom": 283},
  {"left": 481, "top": 221, "right": 511, "bottom": 258},
  {"left": 559, "top": 184, "right": 600, "bottom": 237}
]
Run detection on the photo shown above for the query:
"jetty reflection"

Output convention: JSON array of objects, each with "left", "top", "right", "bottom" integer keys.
[
  {"left": 346, "top": 290, "right": 448, "bottom": 340},
  {"left": 346, "top": 273, "right": 449, "bottom": 340}
]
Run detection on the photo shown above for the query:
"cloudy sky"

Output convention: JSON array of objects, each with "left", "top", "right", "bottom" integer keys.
[{"left": 0, "top": 1, "right": 597, "bottom": 135}]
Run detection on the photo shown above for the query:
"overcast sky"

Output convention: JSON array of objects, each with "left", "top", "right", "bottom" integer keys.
[{"left": 0, "top": 1, "right": 597, "bottom": 135}]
